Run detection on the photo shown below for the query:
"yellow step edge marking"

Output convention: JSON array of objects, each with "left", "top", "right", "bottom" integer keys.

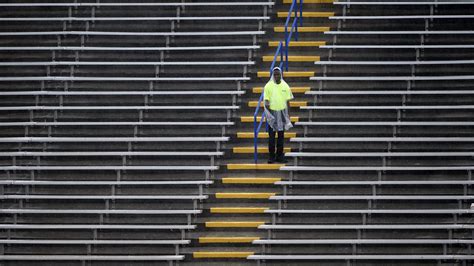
[
  {"left": 278, "top": 11, "right": 335, "bottom": 18},
  {"left": 193, "top": 251, "right": 254, "bottom": 259},
  {"left": 205, "top": 221, "right": 265, "bottom": 228},
  {"left": 268, "top": 41, "right": 326, "bottom": 47},
  {"left": 253, "top": 86, "right": 310, "bottom": 94},
  {"left": 283, "top": 0, "right": 334, "bottom": 3},
  {"left": 233, "top": 147, "right": 291, "bottom": 154},
  {"left": 274, "top": 26, "right": 329, "bottom": 33},
  {"left": 237, "top": 132, "right": 296, "bottom": 139},
  {"left": 210, "top": 207, "right": 269, "bottom": 213},
  {"left": 257, "top": 71, "right": 314, "bottom": 78},
  {"left": 248, "top": 101, "right": 307, "bottom": 108},
  {"left": 215, "top": 193, "right": 276, "bottom": 199},
  {"left": 222, "top": 177, "right": 282, "bottom": 184},
  {"left": 241, "top": 116, "right": 299, "bottom": 122},
  {"left": 227, "top": 164, "right": 284, "bottom": 170},
  {"left": 262, "top": 55, "right": 320, "bottom": 62},
  {"left": 199, "top": 237, "right": 260, "bottom": 243}
]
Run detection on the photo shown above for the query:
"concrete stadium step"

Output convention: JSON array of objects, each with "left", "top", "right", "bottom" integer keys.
[
  {"left": 274, "top": 27, "right": 330, "bottom": 33},
  {"left": 262, "top": 55, "right": 320, "bottom": 62},
  {"left": 237, "top": 132, "right": 297, "bottom": 138},
  {"left": 210, "top": 207, "right": 269, "bottom": 214},
  {"left": 240, "top": 116, "right": 299, "bottom": 122},
  {"left": 193, "top": 252, "right": 254, "bottom": 259},
  {"left": 221, "top": 177, "right": 282, "bottom": 184},
  {"left": 277, "top": 12, "right": 335, "bottom": 18},
  {"left": 198, "top": 237, "right": 260, "bottom": 243},
  {"left": 205, "top": 221, "right": 265, "bottom": 228},
  {"left": 257, "top": 71, "right": 315, "bottom": 78},
  {"left": 232, "top": 147, "right": 292, "bottom": 153},
  {"left": 273, "top": 26, "right": 331, "bottom": 33},
  {"left": 215, "top": 193, "right": 276, "bottom": 199},
  {"left": 268, "top": 41, "right": 327, "bottom": 47},
  {"left": 226, "top": 164, "right": 285, "bottom": 170},
  {"left": 252, "top": 86, "right": 311, "bottom": 93},
  {"left": 248, "top": 100, "right": 307, "bottom": 107}
]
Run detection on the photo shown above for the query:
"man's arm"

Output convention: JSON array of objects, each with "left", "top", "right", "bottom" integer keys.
[
  {"left": 286, "top": 100, "right": 291, "bottom": 116},
  {"left": 286, "top": 85, "right": 294, "bottom": 114}
]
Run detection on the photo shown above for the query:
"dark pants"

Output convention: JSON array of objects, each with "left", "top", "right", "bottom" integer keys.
[{"left": 268, "top": 126, "right": 284, "bottom": 160}]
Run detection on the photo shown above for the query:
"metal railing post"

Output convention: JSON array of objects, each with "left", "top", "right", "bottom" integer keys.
[{"left": 300, "top": 0, "right": 303, "bottom": 27}]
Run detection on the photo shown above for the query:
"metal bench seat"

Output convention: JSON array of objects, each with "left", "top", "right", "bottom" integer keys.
[
  {"left": 290, "top": 137, "right": 474, "bottom": 142},
  {"left": 264, "top": 209, "right": 474, "bottom": 215},
  {"left": 314, "top": 60, "right": 474, "bottom": 65},
  {"left": 310, "top": 75, "right": 474, "bottom": 81},
  {"left": 0, "top": 31, "right": 265, "bottom": 37},
  {"left": 0, "top": 224, "right": 195, "bottom": 230},
  {"left": 281, "top": 166, "right": 474, "bottom": 172},
  {"left": 1, "top": 195, "right": 208, "bottom": 200},
  {"left": 0, "top": 16, "right": 270, "bottom": 22},
  {"left": 305, "top": 90, "right": 474, "bottom": 95},
  {"left": 258, "top": 224, "right": 474, "bottom": 230},
  {"left": 0, "top": 239, "right": 190, "bottom": 245},
  {"left": 0, "top": 209, "right": 201, "bottom": 215},
  {"left": 0, "top": 255, "right": 185, "bottom": 261},
  {"left": 0, "top": 151, "right": 223, "bottom": 157},
  {"left": 0, "top": 137, "right": 228, "bottom": 143},
  {"left": 0, "top": 166, "right": 219, "bottom": 171},
  {"left": 330, "top": 15, "right": 474, "bottom": 20},
  {"left": 0, "top": 62, "right": 255, "bottom": 67},
  {"left": 248, "top": 254, "right": 474, "bottom": 261},
  {"left": 0, "top": 45, "right": 260, "bottom": 51},
  {"left": 0, "top": 2, "right": 275, "bottom": 7},
  {"left": 320, "top": 45, "right": 474, "bottom": 49},
  {"left": 325, "top": 31, "right": 474, "bottom": 35},
  {"left": 270, "top": 195, "right": 474, "bottom": 201},
  {"left": 0, "top": 105, "right": 240, "bottom": 111},
  {"left": 0, "top": 76, "right": 251, "bottom": 82},
  {"left": 334, "top": 1, "right": 474, "bottom": 5},
  {"left": 0, "top": 121, "right": 234, "bottom": 127},
  {"left": 301, "top": 105, "right": 474, "bottom": 110},
  {"left": 275, "top": 180, "right": 474, "bottom": 186},
  {"left": 253, "top": 239, "right": 474, "bottom": 245},
  {"left": 0, "top": 180, "right": 213, "bottom": 186},
  {"left": 296, "top": 122, "right": 474, "bottom": 126},
  {"left": 1, "top": 91, "right": 245, "bottom": 95}
]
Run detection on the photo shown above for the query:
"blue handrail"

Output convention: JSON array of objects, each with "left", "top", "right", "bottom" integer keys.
[
  {"left": 253, "top": 0, "right": 303, "bottom": 164},
  {"left": 284, "top": 0, "right": 303, "bottom": 71}
]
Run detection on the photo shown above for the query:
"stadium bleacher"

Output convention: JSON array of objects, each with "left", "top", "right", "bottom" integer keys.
[
  {"left": 0, "top": 0, "right": 473, "bottom": 265},
  {"left": 0, "top": 1, "right": 272, "bottom": 265}
]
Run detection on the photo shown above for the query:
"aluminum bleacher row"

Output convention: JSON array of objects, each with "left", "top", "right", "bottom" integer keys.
[
  {"left": 1, "top": 0, "right": 474, "bottom": 265},
  {"left": 0, "top": 1, "right": 275, "bottom": 265}
]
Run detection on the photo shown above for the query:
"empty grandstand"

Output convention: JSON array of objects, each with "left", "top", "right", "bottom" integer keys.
[{"left": 0, "top": 0, "right": 473, "bottom": 265}]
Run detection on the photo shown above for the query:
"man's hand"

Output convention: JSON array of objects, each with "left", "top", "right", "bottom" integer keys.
[{"left": 264, "top": 100, "right": 270, "bottom": 109}]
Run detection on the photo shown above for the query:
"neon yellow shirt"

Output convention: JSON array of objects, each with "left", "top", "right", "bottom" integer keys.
[{"left": 264, "top": 80, "right": 294, "bottom": 111}]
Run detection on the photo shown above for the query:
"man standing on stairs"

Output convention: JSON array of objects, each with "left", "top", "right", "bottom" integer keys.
[{"left": 264, "top": 66, "right": 293, "bottom": 164}]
